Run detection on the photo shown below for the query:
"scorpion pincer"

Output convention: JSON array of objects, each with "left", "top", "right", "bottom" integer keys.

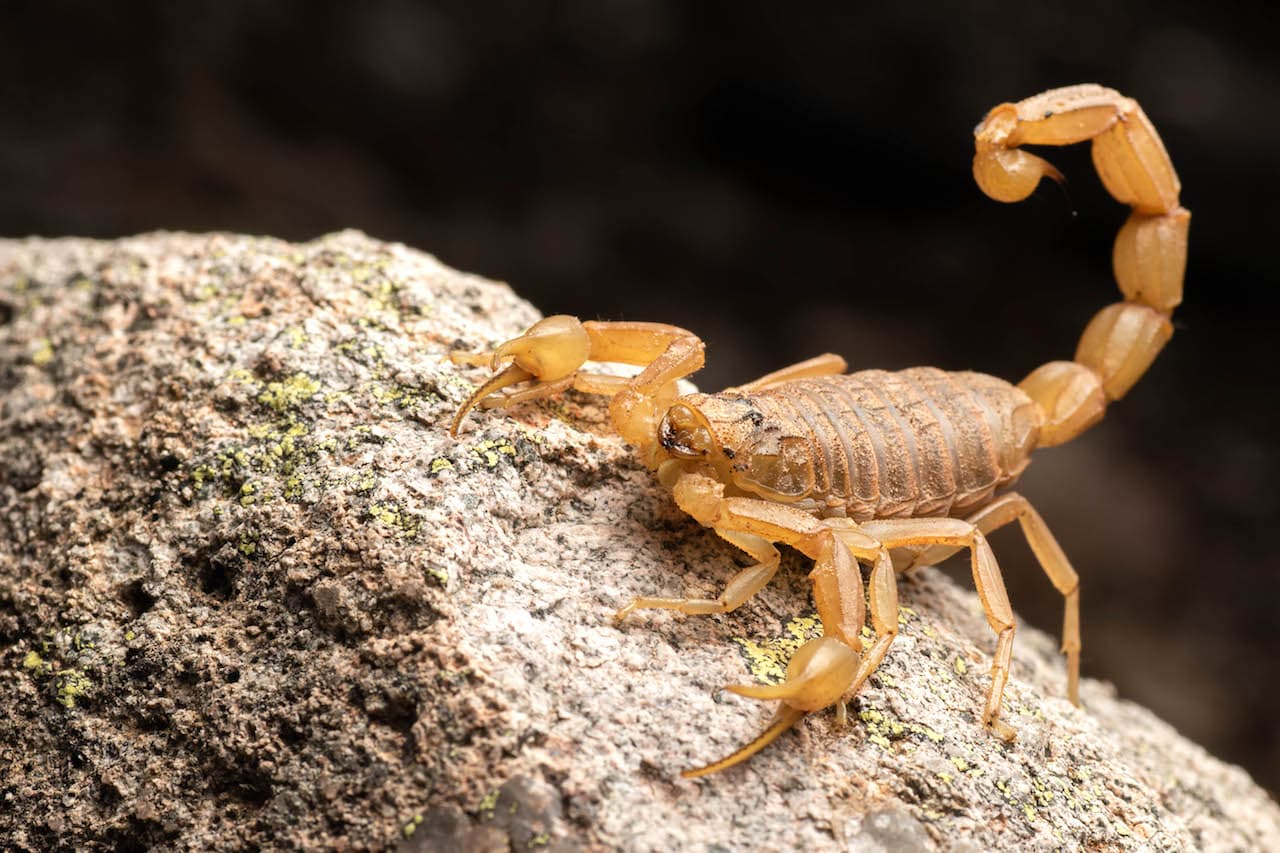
[{"left": 449, "top": 84, "right": 1189, "bottom": 777}]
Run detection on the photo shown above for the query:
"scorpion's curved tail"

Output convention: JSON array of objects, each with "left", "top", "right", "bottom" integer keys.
[{"left": 973, "top": 84, "right": 1189, "bottom": 447}]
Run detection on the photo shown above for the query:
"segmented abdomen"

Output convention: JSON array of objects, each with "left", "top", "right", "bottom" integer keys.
[{"left": 752, "top": 368, "right": 1040, "bottom": 520}]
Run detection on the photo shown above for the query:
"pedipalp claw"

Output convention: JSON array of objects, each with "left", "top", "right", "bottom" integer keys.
[
  {"left": 727, "top": 636, "right": 861, "bottom": 712},
  {"left": 449, "top": 364, "right": 535, "bottom": 436},
  {"left": 448, "top": 315, "right": 591, "bottom": 435},
  {"left": 489, "top": 315, "right": 590, "bottom": 379},
  {"left": 681, "top": 637, "right": 862, "bottom": 778},
  {"left": 681, "top": 706, "right": 807, "bottom": 779}
]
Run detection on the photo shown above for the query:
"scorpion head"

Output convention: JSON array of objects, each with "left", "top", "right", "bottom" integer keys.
[
  {"left": 658, "top": 401, "right": 716, "bottom": 459},
  {"left": 658, "top": 394, "right": 815, "bottom": 502}
]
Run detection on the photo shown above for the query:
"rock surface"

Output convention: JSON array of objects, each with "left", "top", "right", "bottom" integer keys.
[{"left": 1, "top": 231, "right": 1277, "bottom": 852}]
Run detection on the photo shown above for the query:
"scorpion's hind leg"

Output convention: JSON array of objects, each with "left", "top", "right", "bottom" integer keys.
[
  {"left": 902, "top": 492, "right": 1082, "bottom": 705},
  {"left": 862, "top": 518, "right": 1019, "bottom": 741},
  {"left": 732, "top": 353, "right": 848, "bottom": 393}
]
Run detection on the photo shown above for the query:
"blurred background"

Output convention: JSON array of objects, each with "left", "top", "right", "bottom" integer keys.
[{"left": 2, "top": 1, "right": 1277, "bottom": 793}]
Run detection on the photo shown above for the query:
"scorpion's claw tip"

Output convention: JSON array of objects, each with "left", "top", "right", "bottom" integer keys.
[
  {"left": 448, "top": 363, "right": 536, "bottom": 438},
  {"left": 680, "top": 706, "right": 808, "bottom": 779}
]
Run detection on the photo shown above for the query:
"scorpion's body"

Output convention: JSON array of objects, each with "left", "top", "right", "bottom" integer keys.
[
  {"left": 701, "top": 368, "right": 1039, "bottom": 522},
  {"left": 450, "top": 84, "right": 1188, "bottom": 778}
]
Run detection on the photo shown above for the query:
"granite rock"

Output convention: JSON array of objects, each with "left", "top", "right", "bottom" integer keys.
[{"left": 1, "top": 231, "right": 1277, "bottom": 851}]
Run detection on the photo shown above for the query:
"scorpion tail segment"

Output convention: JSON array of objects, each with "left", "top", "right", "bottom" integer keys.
[
  {"left": 449, "top": 364, "right": 535, "bottom": 436},
  {"left": 974, "top": 85, "right": 1188, "bottom": 448},
  {"left": 972, "top": 100, "right": 1067, "bottom": 203},
  {"left": 973, "top": 144, "right": 1065, "bottom": 204},
  {"left": 681, "top": 706, "right": 807, "bottom": 779}
]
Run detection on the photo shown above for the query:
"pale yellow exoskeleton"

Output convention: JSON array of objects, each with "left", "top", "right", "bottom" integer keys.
[{"left": 450, "top": 85, "right": 1188, "bottom": 777}]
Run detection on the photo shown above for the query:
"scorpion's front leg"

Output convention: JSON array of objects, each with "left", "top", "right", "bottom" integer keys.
[
  {"left": 827, "top": 519, "right": 901, "bottom": 707},
  {"left": 613, "top": 529, "right": 781, "bottom": 621}
]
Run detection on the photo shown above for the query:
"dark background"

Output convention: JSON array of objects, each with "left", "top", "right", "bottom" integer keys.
[{"left": 3, "top": 2, "right": 1277, "bottom": 793}]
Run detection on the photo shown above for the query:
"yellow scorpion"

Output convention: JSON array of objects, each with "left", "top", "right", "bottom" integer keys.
[{"left": 450, "top": 84, "right": 1188, "bottom": 777}]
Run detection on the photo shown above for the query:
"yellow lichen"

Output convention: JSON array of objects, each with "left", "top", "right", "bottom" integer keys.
[
  {"left": 857, "top": 706, "right": 944, "bottom": 751},
  {"left": 369, "top": 383, "right": 400, "bottom": 404},
  {"left": 468, "top": 438, "right": 518, "bottom": 469},
  {"left": 31, "top": 338, "right": 54, "bottom": 367},
  {"left": 424, "top": 564, "right": 449, "bottom": 586},
  {"left": 191, "top": 464, "right": 217, "bottom": 488},
  {"left": 477, "top": 789, "right": 500, "bottom": 819},
  {"left": 257, "top": 373, "right": 321, "bottom": 413},
  {"left": 22, "top": 651, "right": 46, "bottom": 675},
  {"left": 54, "top": 669, "right": 92, "bottom": 708},
  {"left": 229, "top": 368, "right": 259, "bottom": 389},
  {"left": 369, "top": 502, "right": 421, "bottom": 538},
  {"left": 912, "top": 722, "right": 944, "bottom": 743},
  {"left": 732, "top": 613, "right": 823, "bottom": 685},
  {"left": 401, "top": 814, "right": 424, "bottom": 839}
]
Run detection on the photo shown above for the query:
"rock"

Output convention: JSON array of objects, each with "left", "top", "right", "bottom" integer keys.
[{"left": 1, "top": 231, "right": 1277, "bottom": 851}]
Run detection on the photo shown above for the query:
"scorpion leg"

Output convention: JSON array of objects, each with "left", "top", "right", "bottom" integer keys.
[
  {"left": 904, "top": 492, "right": 1081, "bottom": 705},
  {"left": 862, "top": 518, "right": 1019, "bottom": 741},
  {"left": 829, "top": 523, "right": 901, "bottom": 704},
  {"left": 613, "top": 530, "right": 780, "bottom": 621},
  {"left": 669, "top": 473, "right": 868, "bottom": 777},
  {"left": 732, "top": 353, "right": 848, "bottom": 392}
]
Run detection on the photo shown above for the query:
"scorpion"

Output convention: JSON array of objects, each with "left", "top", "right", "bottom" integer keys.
[{"left": 449, "top": 84, "right": 1188, "bottom": 777}]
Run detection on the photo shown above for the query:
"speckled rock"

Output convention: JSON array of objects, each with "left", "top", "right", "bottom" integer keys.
[{"left": 1, "top": 232, "right": 1277, "bottom": 852}]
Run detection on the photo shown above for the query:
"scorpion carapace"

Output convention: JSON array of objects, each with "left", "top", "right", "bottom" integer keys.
[{"left": 449, "top": 84, "right": 1188, "bottom": 778}]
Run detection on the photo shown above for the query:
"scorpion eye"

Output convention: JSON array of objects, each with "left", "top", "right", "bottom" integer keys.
[{"left": 659, "top": 404, "right": 713, "bottom": 459}]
